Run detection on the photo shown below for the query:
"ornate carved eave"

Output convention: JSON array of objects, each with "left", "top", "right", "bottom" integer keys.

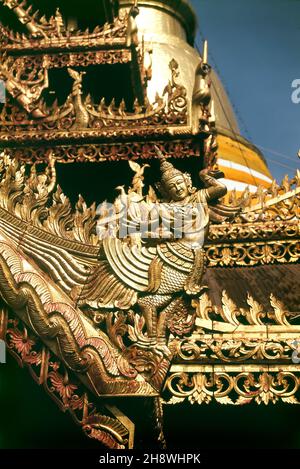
[
  {"left": 0, "top": 1, "right": 217, "bottom": 163},
  {"left": 0, "top": 54, "right": 196, "bottom": 157},
  {"left": 0, "top": 0, "right": 123, "bottom": 52},
  {"left": 0, "top": 1, "right": 168, "bottom": 152},
  {"left": 206, "top": 173, "right": 300, "bottom": 267},
  {"left": 164, "top": 289, "right": 300, "bottom": 406}
]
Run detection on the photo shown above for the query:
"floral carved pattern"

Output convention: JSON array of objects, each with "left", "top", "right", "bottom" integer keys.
[
  {"left": 164, "top": 371, "right": 300, "bottom": 405},
  {"left": 1, "top": 305, "right": 133, "bottom": 449}
]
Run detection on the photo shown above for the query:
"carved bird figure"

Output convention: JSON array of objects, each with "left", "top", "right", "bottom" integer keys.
[
  {"left": 67, "top": 67, "right": 89, "bottom": 129},
  {"left": 128, "top": 160, "right": 150, "bottom": 196}
]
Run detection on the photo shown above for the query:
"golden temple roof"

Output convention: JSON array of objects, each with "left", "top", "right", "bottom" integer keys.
[{"left": 0, "top": 0, "right": 299, "bottom": 451}]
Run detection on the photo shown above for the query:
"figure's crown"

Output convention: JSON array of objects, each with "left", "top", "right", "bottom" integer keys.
[
  {"left": 159, "top": 157, "right": 183, "bottom": 185},
  {"left": 154, "top": 146, "right": 184, "bottom": 185}
]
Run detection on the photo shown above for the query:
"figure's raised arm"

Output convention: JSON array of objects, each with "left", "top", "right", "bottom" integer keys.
[{"left": 199, "top": 168, "right": 227, "bottom": 202}]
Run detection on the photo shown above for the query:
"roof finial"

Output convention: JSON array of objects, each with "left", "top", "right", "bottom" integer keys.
[{"left": 203, "top": 39, "right": 208, "bottom": 65}]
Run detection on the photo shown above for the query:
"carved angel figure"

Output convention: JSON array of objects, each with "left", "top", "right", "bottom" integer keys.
[{"left": 79, "top": 151, "right": 232, "bottom": 354}]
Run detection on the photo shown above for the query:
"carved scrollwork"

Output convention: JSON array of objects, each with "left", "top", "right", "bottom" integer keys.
[
  {"left": 164, "top": 371, "right": 300, "bottom": 405},
  {"left": 1, "top": 0, "right": 299, "bottom": 452},
  {"left": 234, "top": 371, "right": 300, "bottom": 405},
  {"left": 206, "top": 240, "right": 300, "bottom": 267},
  {"left": 19, "top": 50, "right": 132, "bottom": 70},
  {"left": 171, "top": 337, "right": 296, "bottom": 363},
  {"left": 9, "top": 140, "right": 200, "bottom": 164},
  {"left": 164, "top": 372, "right": 234, "bottom": 405},
  {"left": 163, "top": 59, "right": 187, "bottom": 125},
  {"left": 208, "top": 220, "right": 299, "bottom": 243}
]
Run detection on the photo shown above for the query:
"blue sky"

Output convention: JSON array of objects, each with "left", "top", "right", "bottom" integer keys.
[{"left": 191, "top": 0, "right": 300, "bottom": 182}]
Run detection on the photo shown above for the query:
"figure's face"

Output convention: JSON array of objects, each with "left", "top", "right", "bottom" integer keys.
[{"left": 165, "top": 175, "right": 189, "bottom": 201}]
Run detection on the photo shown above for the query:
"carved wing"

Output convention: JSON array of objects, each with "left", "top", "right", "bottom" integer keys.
[
  {"left": 208, "top": 202, "right": 241, "bottom": 224},
  {"left": 0, "top": 208, "right": 97, "bottom": 297},
  {"left": 103, "top": 237, "right": 156, "bottom": 291},
  {"left": 0, "top": 192, "right": 157, "bottom": 309},
  {"left": 78, "top": 238, "right": 158, "bottom": 310},
  {"left": 78, "top": 259, "right": 138, "bottom": 310},
  {"left": 128, "top": 160, "right": 141, "bottom": 175}
]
